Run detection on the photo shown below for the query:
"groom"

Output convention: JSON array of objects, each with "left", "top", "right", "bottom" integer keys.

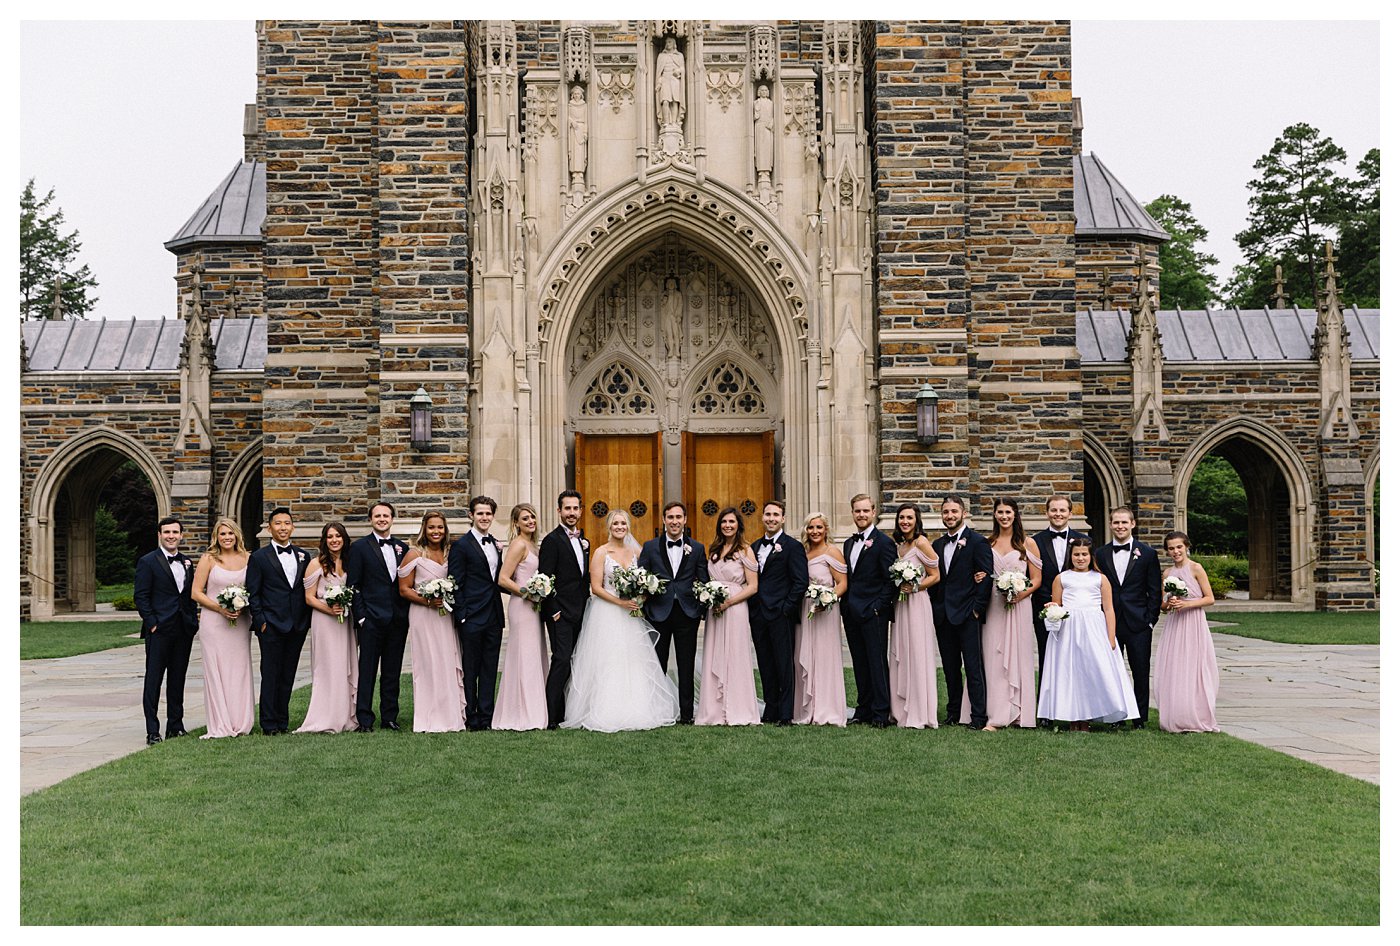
[
  {"left": 448, "top": 495, "right": 506, "bottom": 730},
  {"left": 538, "top": 489, "right": 591, "bottom": 728},
  {"left": 749, "top": 500, "right": 809, "bottom": 725},
  {"left": 639, "top": 501, "right": 709, "bottom": 724},
  {"left": 841, "top": 493, "right": 897, "bottom": 727}
]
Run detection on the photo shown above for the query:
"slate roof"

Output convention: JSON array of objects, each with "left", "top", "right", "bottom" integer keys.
[
  {"left": 164, "top": 160, "right": 266, "bottom": 252},
  {"left": 21, "top": 317, "right": 267, "bottom": 371},
  {"left": 1073, "top": 153, "right": 1168, "bottom": 242},
  {"left": 1077, "top": 307, "right": 1381, "bottom": 363}
]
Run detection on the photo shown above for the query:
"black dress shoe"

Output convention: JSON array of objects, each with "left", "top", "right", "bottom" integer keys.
[
  {"left": 547, "top": 723, "right": 560, "bottom": 730},
  {"left": 146, "top": 733, "right": 162, "bottom": 745},
  {"left": 871, "top": 718, "right": 892, "bottom": 729},
  {"left": 1131, "top": 721, "right": 1146, "bottom": 730},
  {"left": 678, "top": 717, "right": 694, "bottom": 725},
  {"left": 849, "top": 717, "right": 871, "bottom": 726},
  {"left": 354, "top": 724, "right": 373, "bottom": 733},
  {"left": 166, "top": 728, "right": 188, "bottom": 738},
  {"left": 941, "top": 716, "right": 957, "bottom": 727},
  {"left": 776, "top": 719, "right": 792, "bottom": 727},
  {"left": 382, "top": 721, "right": 402, "bottom": 732}
]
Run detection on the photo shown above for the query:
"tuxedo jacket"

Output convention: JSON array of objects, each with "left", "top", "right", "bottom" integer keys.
[
  {"left": 448, "top": 531, "right": 506, "bottom": 632},
  {"left": 840, "top": 528, "right": 898, "bottom": 624},
  {"left": 1095, "top": 539, "right": 1162, "bottom": 635},
  {"left": 133, "top": 548, "right": 197, "bottom": 638},
  {"left": 638, "top": 535, "right": 709, "bottom": 623},
  {"left": 931, "top": 528, "right": 995, "bottom": 625},
  {"left": 1030, "top": 528, "right": 1089, "bottom": 610},
  {"left": 749, "top": 531, "right": 809, "bottom": 624},
  {"left": 247, "top": 543, "right": 313, "bottom": 635},
  {"left": 345, "top": 533, "right": 409, "bottom": 630},
  {"left": 537, "top": 525, "right": 591, "bottom": 627}
]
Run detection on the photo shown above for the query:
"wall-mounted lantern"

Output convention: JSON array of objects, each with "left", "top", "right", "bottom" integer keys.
[
  {"left": 409, "top": 386, "right": 434, "bottom": 450},
  {"left": 915, "top": 382, "right": 939, "bottom": 445}
]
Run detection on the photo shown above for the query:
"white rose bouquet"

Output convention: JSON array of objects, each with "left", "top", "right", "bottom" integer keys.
[
  {"left": 415, "top": 575, "right": 458, "bottom": 615},
  {"left": 1038, "top": 602, "right": 1069, "bottom": 635},
  {"left": 993, "top": 570, "right": 1031, "bottom": 609},
  {"left": 215, "top": 584, "right": 250, "bottom": 627},
  {"left": 613, "top": 565, "right": 668, "bottom": 617},
  {"left": 520, "top": 572, "right": 555, "bottom": 612},
  {"left": 806, "top": 582, "right": 839, "bottom": 618},
  {"left": 324, "top": 583, "right": 355, "bottom": 623},
  {"left": 890, "top": 559, "right": 924, "bottom": 602},
  {"left": 1163, "top": 576, "right": 1190, "bottom": 599},
  {"left": 693, "top": 580, "right": 730, "bottom": 610}
]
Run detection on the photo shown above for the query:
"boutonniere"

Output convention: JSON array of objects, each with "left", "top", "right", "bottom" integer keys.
[
  {"left": 956, "top": 538, "right": 967, "bottom": 549},
  {"left": 1132, "top": 547, "right": 1141, "bottom": 560},
  {"left": 770, "top": 543, "right": 782, "bottom": 555},
  {"left": 863, "top": 539, "right": 873, "bottom": 549},
  {"left": 681, "top": 545, "right": 691, "bottom": 556},
  {"left": 580, "top": 538, "right": 590, "bottom": 549}
]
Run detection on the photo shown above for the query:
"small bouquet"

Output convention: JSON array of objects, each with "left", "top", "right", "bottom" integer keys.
[
  {"left": 1163, "top": 576, "right": 1190, "bottom": 599},
  {"left": 415, "top": 575, "right": 458, "bottom": 615},
  {"left": 806, "top": 582, "right": 839, "bottom": 618},
  {"left": 890, "top": 559, "right": 924, "bottom": 602},
  {"left": 324, "top": 583, "right": 355, "bottom": 623},
  {"left": 693, "top": 580, "right": 730, "bottom": 610},
  {"left": 215, "top": 584, "right": 250, "bottom": 627},
  {"left": 993, "top": 570, "right": 1031, "bottom": 609},
  {"left": 520, "top": 572, "right": 555, "bottom": 612},
  {"left": 613, "top": 565, "right": 668, "bottom": 618},
  {"left": 1038, "top": 602, "right": 1069, "bottom": 635}
]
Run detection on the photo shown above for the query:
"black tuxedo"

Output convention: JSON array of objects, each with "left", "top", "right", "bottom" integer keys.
[
  {"left": 537, "top": 524, "right": 592, "bottom": 726},
  {"left": 1030, "top": 527, "right": 1088, "bottom": 696},
  {"left": 448, "top": 530, "right": 507, "bottom": 729},
  {"left": 344, "top": 532, "right": 409, "bottom": 729},
  {"left": 247, "top": 542, "right": 312, "bottom": 732},
  {"left": 840, "top": 528, "right": 898, "bottom": 724},
  {"left": 639, "top": 533, "right": 709, "bottom": 722},
  {"left": 133, "top": 547, "right": 198, "bottom": 737},
  {"left": 748, "top": 530, "right": 809, "bottom": 723},
  {"left": 1095, "top": 538, "right": 1162, "bottom": 724},
  {"left": 931, "top": 527, "right": 995, "bottom": 728}
]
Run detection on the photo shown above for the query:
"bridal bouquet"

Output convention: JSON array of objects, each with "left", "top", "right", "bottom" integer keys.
[
  {"left": 1163, "top": 576, "right": 1191, "bottom": 599},
  {"left": 415, "top": 575, "right": 458, "bottom": 615},
  {"left": 693, "top": 580, "right": 730, "bottom": 610},
  {"left": 613, "top": 566, "right": 667, "bottom": 617},
  {"left": 993, "top": 570, "right": 1031, "bottom": 609},
  {"left": 215, "top": 584, "right": 250, "bottom": 627},
  {"left": 520, "top": 572, "right": 555, "bottom": 612},
  {"left": 1038, "top": 602, "right": 1069, "bottom": 635},
  {"left": 324, "top": 583, "right": 355, "bottom": 623},
  {"left": 890, "top": 559, "right": 924, "bottom": 602},
  {"left": 806, "top": 582, "right": 839, "bottom": 617}
]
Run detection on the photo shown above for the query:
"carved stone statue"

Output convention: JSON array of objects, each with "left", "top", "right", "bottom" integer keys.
[
  {"left": 753, "top": 84, "right": 774, "bottom": 176},
  {"left": 567, "top": 84, "right": 588, "bottom": 199},
  {"left": 655, "top": 36, "right": 686, "bottom": 128},
  {"left": 660, "top": 275, "right": 683, "bottom": 358}
]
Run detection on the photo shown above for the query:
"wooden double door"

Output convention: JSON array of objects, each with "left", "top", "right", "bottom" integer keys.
[{"left": 574, "top": 432, "right": 774, "bottom": 552}]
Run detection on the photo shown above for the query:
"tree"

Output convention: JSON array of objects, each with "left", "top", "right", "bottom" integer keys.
[
  {"left": 1336, "top": 147, "right": 1379, "bottom": 307},
  {"left": 1145, "top": 195, "right": 1220, "bottom": 309},
  {"left": 1230, "top": 123, "right": 1349, "bottom": 310},
  {"left": 20, "top": 178, "right": 99, "bottom": 319},
  {"left": 1186, "top": 454, "right": 1247, "bottom": 557},
  {"left": 94, "top": 506, "right": 136, "bottom": 586}
]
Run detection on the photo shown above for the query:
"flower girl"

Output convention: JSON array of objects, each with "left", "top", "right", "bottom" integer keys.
[{"left": 1036, "top": 538, "right": 1138, "bottom": 731}]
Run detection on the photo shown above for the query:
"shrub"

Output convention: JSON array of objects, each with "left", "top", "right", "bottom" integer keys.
[
  {"left": 111, "top": 594, "right": 136, "bottom": 612},
  {"left": 1195, "top": 556, "right": 1237, "bottom": 599}
]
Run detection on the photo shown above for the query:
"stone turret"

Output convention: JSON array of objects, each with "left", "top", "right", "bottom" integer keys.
[
  {"left": 1314, "top": 242, "right": 1357, "bottom": 440},
  {"left": 1126, "top": 249, "right": 1167, "bottom": 442}
]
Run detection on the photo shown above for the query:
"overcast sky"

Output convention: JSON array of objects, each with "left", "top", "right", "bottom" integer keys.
[{"left": 18, "top": 18, "right": 1380, "bottom": 319}]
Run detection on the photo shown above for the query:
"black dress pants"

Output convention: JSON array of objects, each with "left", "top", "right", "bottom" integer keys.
[
  {"left": 935, "top": 611, "right": 988, "bottom": 728},
  {"left": 258, "top": 625, "right": 309, "bottom": 732},
  {"left": 143, "top": 629, "right": 194, "bottom": 737},
  {"left": 355, "top": 618, "right": 407, "bottom": 728},
  {"left": 653, "top": 611, "right": 700, "bottom": 722},
  {"left": 842, "top": 611, "right": 891, "bottom": 723}
]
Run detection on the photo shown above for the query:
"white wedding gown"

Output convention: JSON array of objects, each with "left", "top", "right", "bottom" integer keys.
[{"left": 562, "top": 555, "right": 680, "bottom": 732}]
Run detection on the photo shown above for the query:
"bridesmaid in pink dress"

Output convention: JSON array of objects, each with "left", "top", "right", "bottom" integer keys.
[
  {"left": 191, "top": 516, "right": 254, "bottom": 738},
  {"left": 890, "top": 503, "right": 942, "bottom": 728},
  {"left": 494, "top": 503, "right": 549, "bottom": 731},
  {"left": 696, "top": 507, "right": 762, "bottom": 726},
  {"left": 296, "top": 522, "right": 358, "bottom": 734},
  {"left": 397, "top": 511, "right": 467, "bottom": 733},
  {"left": 1156, "top": 531, "right": 1220, "bottom": 733},
  {"left": 795, "top": 512, "right": 849, "bottom": 726},
  {"left": 961, "top": 498, "right": 1041, "bottom": 728}
]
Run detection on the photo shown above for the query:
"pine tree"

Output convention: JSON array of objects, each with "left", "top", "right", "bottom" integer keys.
[
  {"left": 1336, "top": 148, "right": 1379, "bottom": 307},
  {"left": 20, "top": 178, "right": 99, "bottom": 319},
  {"left": 1144, "top": 195, "right": 1219, "bottom": 309}
]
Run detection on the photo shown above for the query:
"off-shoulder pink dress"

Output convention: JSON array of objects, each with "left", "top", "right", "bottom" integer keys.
[
  {"left": 961, "top": 546, "right": 1039, "bottom": 728},
  {"left": 1155, "top": 563, "right": 1220, "bottom": 733},
  {"left": 494, "top": 547, "right": 549, "bottom": 731},
  {"left": 695, "top": 555, "right": 762, "bottom": 726},
  {"left": 398, "top": 555, "right": 466, "bottom": 733},
  {"left": 295, "top": 568, "right": 358, "bottom": 734},
  {"left": 794, "top": 553, "right": 848, "bottom": 726},
  {"left": 199, "top": 562, "right": 255, "bottom": 738},
  {"left": 890, "top": 546, "right": 939, "bottom": 728}
]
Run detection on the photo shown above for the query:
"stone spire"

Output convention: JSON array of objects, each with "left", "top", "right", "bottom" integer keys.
[
  {"left": 1126, "top": 247, "right": 1167, "bottom": 441},
  {"left": 1314, "top": 241, "right": 1356, "bottom": 439},
  {"left": 1272, "top": 263, "right": 1287, "bottom": 309},
  {"left": 48, "top": 278, "right": 65, "bottom": 320},
  {"left": 177, "top": 264, "right": 215, "bottom": 449}
]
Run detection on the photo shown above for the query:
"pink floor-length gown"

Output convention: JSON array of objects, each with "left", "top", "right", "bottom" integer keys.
[
  {"left": 295, "top": 569, "right": 358, "bottom": 734},
  {"left": 1155, "top": 563, "right": 1220, "bottom": 733},
  {"left": 199, "top": 562, "right": 255, "bottom": 738},
  {"left": 695, "top": 555, "right": 762, "bottom": 726},
  {"left": 494, "top": 548, "right": 549, "bottom": 731},
  {"left": 960, "top": 547, "right": 1039, "bottom": 728},
  {"left": 794, "top": 553, "right": 848, "bottom": 726},
  {"left": 890, "top": 546, "right": 939, "bottom": 728},
  {"left": 398, "top": 555, "right": 467, "bottom": 733}
]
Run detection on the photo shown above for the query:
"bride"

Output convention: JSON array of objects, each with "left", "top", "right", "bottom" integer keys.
[{"left": 562, "top": 508, "right": 680, "bottom": 732}]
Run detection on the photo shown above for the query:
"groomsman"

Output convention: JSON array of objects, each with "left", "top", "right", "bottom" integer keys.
[
  {"left": 749, "top": 500, "right": 808, "bottom": 725},
  {"left": 448, "top": 495, "right": 507, "bottom": 730},
  {"left": 931, "top": 495, "right": 995, "bottom": 729},
  {"left": 840, "top": 493, "right": 897, "bottom": 726},
  {"left": 132, "top": 516, "right": 199, "bottom": 744},
  {"left": 639, "top": 502, "right": 709, "bottom": 724},
  {"left": 538, "top": 490, "right": 591, "bottom": 728},
  {"left": 1030, "top": 495, "right": 1088, "bottom": 708},
  {"left": 345, "top": 501, "right": 409, "bottom": 731},
  {"left": 247, "top": 507, "right": 312, "bottom": 734},
  {"left": 1095, "top": 506, "right": 1161, "bottom": 729}
]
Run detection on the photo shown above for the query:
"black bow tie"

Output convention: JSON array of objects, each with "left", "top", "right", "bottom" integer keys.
[
  {"left": 946, "top": 532, "right": 959, "bottom": 540},
  {"left": 757, "top": 537, "right": 774, "bottom": 549},
  {"left": 668, "top": 540, "right": 685, "bottom": 549},
  {"left": 1114, "top": 544, "right": 1131, "bottom": 554},
  {"left": 481, "top": 535, "right": 495, "bottom": 546},
  {"left": 276, "top": 546, "right": 294, "bottom": 556},
  {"left": 377, "top": 538, "right": 394, "bottom": 548},
  {"left": 1050, "top": 531, "right": 1067, "bottom": 539},
  {"left": 166, "top": 555, "right": 181, "bottom": 564}
]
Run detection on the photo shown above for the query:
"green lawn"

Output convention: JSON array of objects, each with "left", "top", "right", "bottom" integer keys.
[
  {"left": 96, "top": 582, "right": 134, "bottom": 605},
  {"left": 1211, "top": 610, "right": 1380, "bottom": 645},
  {"left": 19, "top": 620, "right": 143, "bottom": 660},
  {"left": 21, "top": 674, "right": 1379, "bottom": 924}
]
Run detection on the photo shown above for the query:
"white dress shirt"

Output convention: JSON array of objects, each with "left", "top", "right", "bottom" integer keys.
[
  {"left": 666, "top": 535, "right": 685, "bottom": 575},
  {"left": 757, "top": 530, "right": 783, "bottom": 571},
  {"left": 1112, "top": 542, "right": 1132, "bottom": 584},
  {"left": 473, "top": 528, "right": 499, "bottom": 576},
  {"left": 272, "top": 542, "right": 297, "bottom": 585},
  {"left": 167, "top": 554, "right": 186, "bottom": 590},
  {"left": 849, "top": 528, "right": 872, "bottom": 570},
  {"left": 942, "top": 525, "right": 965, "bottom": 573},
  {"left": 374, "top": 534, "right": 397, "bottom": 579},
  {"left": 567, "top": 529, "right": 585, "bottom": 574}
]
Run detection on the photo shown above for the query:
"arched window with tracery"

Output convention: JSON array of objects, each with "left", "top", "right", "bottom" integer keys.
[
  {"left": 689, "top": 360, "right": 767, "bottom": 416},
  {"left": 580, "top": 361, "right": 656, "bottom": 416}
]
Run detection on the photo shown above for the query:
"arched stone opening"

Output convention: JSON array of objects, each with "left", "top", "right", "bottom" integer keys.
[
  {"left": 1081, "top": 433, "right": 1126, "bottom": 547},
  {"left": 1364, "top": 451, "right": 1379, "bottom": 594},
  {"left": 219, "top": 442, "right": 265, "bottom": 550}
]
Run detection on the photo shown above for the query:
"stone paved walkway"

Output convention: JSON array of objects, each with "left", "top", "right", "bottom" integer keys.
[{"left": 20, "top": 629, "right": 1379, "bottom": 795}]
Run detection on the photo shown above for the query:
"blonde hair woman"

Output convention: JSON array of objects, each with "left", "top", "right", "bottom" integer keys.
[
  {"left": 495, "top": 503, "right": 549, "bottom": 730},
  {"left": 191, "top": 516, "right": 254, "bottom": 738},
  {"left": 794, "top": 512, "right": 848, "bottom": 726}
]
